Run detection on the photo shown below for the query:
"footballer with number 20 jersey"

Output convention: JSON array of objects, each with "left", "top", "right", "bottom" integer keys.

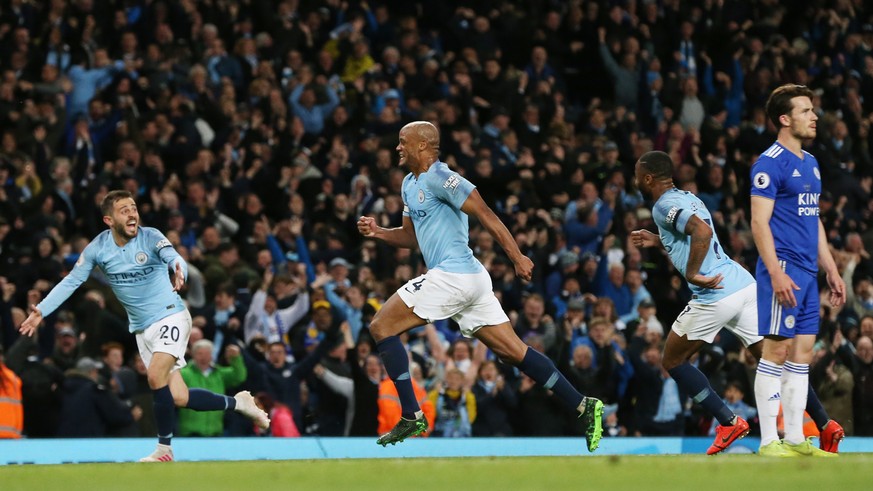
[
  {"left": 36, "top": 227, "right": 188, "bottom": 333},
  {"left": 652, "top": 188, "right": 755, "bottom": 303},
  {"left": 750, "top": 142, "right": 822, "bottom": 274}
]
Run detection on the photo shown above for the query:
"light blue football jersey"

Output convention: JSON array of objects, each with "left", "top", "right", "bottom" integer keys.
[
  {"left": 401, "top": 161, "right": 483, "bottom": 274},
  {"left": 652, "top": 188, "right": 754, "bottom": 303},
  {"left": 750, "top": 142, "right": 821, "bottom": 275},
  {"left": 38, "top": 227, "right": 188, "bottom": 332}
]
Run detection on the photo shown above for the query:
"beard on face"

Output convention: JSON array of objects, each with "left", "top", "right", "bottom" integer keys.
[{"left": 114, "top": 219, "right": 138, "bottom": 239}]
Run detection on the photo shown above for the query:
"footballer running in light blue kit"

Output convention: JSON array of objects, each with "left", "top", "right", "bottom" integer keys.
[
  {"left": 20, "top": 190, "right": 270, "bottom": 463},
  {"left": 358, "top": 121, "right": 603, "bottom": 452},
  {"left": 632, "top": 150, "right": 760, "bottom": 454},
  {"left": 37, "top": 226, "right": 189, "bottom": 333},
  {"left": 750, "top": 84, "right": 845, "bottom": 457}
]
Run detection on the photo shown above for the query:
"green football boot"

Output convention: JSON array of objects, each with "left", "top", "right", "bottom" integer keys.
[
  {"left": 376, "top": 412, "right": 428, "bottom": 447},
  {"left": 580, "top": 397, "right": 604, "bottom": 453}
]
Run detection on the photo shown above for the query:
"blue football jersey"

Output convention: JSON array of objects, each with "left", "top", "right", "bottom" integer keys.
[
  {"left": 653, "top": 188, "right": 754, "bottom": 303},
  {"left": 38, "top": 227, "right": 188, "bottom": 332},
  {"left": 750, "top": 142, "right": 821, "bottom": 274},
  {"left": 401, "top": 161, "right": 483, "bottom": 274}
]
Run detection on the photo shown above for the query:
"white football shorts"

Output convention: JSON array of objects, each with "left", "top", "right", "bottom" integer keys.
[
  {"left": 136, "top": 309, "right": 192, "bottom": 371},
  {"left": 671, "top": 283, "right": 763, "bottom": 347},
  {"left": 397, "top": 268, "right": 509, "bottom": 337}
]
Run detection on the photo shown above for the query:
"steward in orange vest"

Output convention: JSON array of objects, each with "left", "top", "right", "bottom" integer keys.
[
  {"left": 0, "top": 346, "right": 24, "bottom": 439},
  {"left": 377, "top": 378, "right": 435, "bottom": 436}
]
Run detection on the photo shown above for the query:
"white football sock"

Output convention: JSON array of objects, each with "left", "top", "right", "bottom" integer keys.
[
  {"left": 782, "top": 361, "right": 809, "bottom": 445},
  {"left": 755, "top": 359, "right": 783, "bottom": 446}
]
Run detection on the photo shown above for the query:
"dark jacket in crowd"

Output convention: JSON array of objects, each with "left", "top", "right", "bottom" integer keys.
[{"left": 56, "top": 372, "right": 134, "bottom": 437}]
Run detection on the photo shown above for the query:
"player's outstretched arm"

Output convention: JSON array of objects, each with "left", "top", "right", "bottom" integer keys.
[
  {"left": 751, "top": 196, "right": 799, "bottom": 307},
  {"left": 19, "top": 306, "right": 43, "bottom": 337},
  {"left": 356, "top": 215, "right": 418, "bottom": 249},
  {"left": 460, "top": 189, "right": 533, "bottom": 281},
  {"left": 683, "top": 215, "right": 724, "bottom": 289},
  {"left": 22, "top": 245, "right": 97, "bottom": 335}
]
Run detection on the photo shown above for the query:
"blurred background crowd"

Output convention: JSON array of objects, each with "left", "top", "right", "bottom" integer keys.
[{"left": 1, "top": 0, "right": 873, "bottom": 441}]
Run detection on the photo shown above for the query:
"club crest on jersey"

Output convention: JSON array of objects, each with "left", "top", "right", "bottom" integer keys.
[
  {"left": 418, "top": 189, "right": 425, "bottom": 203},
  {"left": 784, "top": 315, "right": 796, "bottom": 329},
  {"left": 443, "top": 174, "right": 461, "bottom": 193},
  {"left": 135, "top": 252, "right": 148, "bottom": 265},
  {"left": 754, "top": 172, "right": 770, "bottom": 189},
  {"left": 813, "top": 167, "right": 821, "bottom": 180}
]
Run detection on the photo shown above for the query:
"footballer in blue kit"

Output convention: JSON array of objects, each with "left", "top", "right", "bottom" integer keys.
[
  {"left": 358, "top": 121, "right": 604, "bottom": 452},
  {"left": 20, "top": 190, "right": 270, "bottom": 462},
  {"left": 751, "top": 141, "right": 823, "bottom": 337},
  {"left": 750, "top": 84, "right": 845, "bottom": 457}
]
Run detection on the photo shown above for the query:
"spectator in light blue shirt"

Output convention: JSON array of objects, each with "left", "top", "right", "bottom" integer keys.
[
  {"left": 289, "top": 76, "right": 340, "bottom": 136},
  {"left": 323, "top": 282, "right": 366, "bottom": 342},
  {"left": 66, "top": 49, "right": 129, "bottom": 122}
]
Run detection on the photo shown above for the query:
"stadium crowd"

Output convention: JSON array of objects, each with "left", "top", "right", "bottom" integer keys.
[{"left": 1, "top": 0, "right": 873, "bottom": 441}]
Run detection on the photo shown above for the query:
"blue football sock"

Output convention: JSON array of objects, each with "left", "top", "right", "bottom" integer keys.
[
  {"left": 517, "top": 347, "right": 585, "bottom": 410},
  {"left": 186, "top": 388, "right": 236, "bottom": 411},
  {"left": 377, "top": 336, "right": 420, "bottom": 419},
  {"left": 668, "top": 362, "right": 734, "bottom": 425},
  {"left": 152, "top": 385, "right": 175, "bottom": 445}
]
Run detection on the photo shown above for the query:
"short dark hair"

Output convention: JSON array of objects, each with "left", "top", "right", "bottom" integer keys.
[
  {"left": 101, "top": 190, "right": 135, "bottom": 216},
  {"left": 725, "top": 381, "right": 744, "bottom": 394},
  {"left": 216, "top": 282, "right": 236, "bottom": 298},
  {"left": 272, "top": 274, "right": 294, "bottom": 286},
  {"left": 765, "top": 84, "right": 815, "bottom": 128},
  {"left": 638, "top": 151, "right": 674, "bottom": 180},
  {"left": 216, "top": 242, "right": 236, "bottom": 255}
]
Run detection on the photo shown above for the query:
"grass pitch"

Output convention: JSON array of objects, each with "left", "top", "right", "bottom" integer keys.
[{"left": 2, "top": 455, "right": 871, "bottom": 491}]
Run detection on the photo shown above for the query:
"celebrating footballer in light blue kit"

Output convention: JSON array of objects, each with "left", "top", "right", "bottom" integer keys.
[
  {"left": 652, "top": 188, "right": 755, "bottom": 303},
  {"left": 633, "top": 151, "right": 759, "bottom": 454},
  {"left": 397, "top": 161, "right": 505, "bottom": 335},
  {"left": 19, "top": 190, "right": 270, "bottom": 463},
  {"left": 37, "top": 227, "right": 188, "bottom": 333},
  {"left": 359, "top": 121, "right": 603, "bottom": 452}
]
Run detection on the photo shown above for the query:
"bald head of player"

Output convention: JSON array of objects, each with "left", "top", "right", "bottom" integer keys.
[
  {"left": 635, "top": 150, "right": 675, "bottom": 201},
  {"left": 396, "top": 121, "right": 440, "bottom": 175}
]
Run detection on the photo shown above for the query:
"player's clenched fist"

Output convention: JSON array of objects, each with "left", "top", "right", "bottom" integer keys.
[
  {"left": 513, "top": 255, "right": 534, "bottom": 282},
  {"left": 357, "top": 216, "right": 377, "bottom": 237},
  {"left": 631, "top": 229, "right": 660, "bottom": 248}
]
